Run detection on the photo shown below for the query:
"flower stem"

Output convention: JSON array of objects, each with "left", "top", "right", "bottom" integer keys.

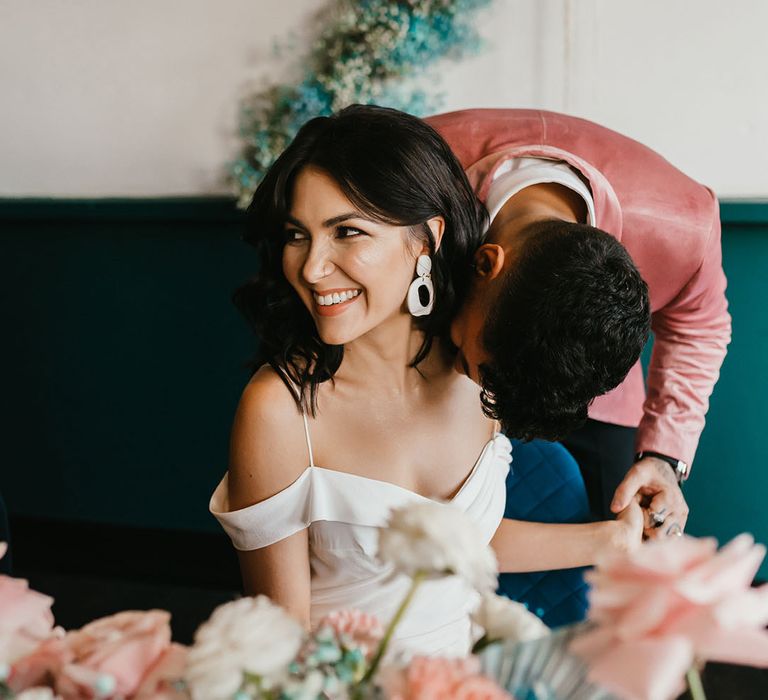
[
  {"left": 686, "top": 666, "right": 707, "bottom": 700},
  {"left": 360, "top": 570, "right": 426, "bottom": 685}
]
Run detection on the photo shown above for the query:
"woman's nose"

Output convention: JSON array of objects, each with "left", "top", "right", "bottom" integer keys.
[{"left": 302, "top": 241, "right": 335, "bottom": 284}]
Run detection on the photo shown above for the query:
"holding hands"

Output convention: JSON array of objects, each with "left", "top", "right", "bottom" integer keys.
[{"left": 610, "top": 456, "right": 689, "bottom": 541}]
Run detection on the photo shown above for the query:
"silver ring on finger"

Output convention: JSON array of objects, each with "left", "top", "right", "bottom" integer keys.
[
  {"left": 666, "top": 522, "right": 683, "bottom": 537},
  {"left": 650, "top": 510, "right": 667, "bottom": 528}
]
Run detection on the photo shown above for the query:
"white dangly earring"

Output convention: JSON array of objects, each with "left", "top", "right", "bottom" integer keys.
[{"left": 407, "top": 254, "right": 435, "bottom": 317}]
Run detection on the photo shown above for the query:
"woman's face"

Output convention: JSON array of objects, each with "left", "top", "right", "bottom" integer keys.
[{"left": 282, "top": 166, "right": 425, "bottom": 346}]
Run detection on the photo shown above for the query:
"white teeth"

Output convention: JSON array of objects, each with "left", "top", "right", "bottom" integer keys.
[{"left": 314, "top": 290, "right": 360, "bottom": 306}]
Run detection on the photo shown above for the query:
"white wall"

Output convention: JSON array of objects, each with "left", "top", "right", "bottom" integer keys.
[{"left": 1, "top": 0, "right": 767, "bottom": 197}]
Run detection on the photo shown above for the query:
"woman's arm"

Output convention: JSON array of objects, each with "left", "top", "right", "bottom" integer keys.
[
  {"left": 227, "top": 369, "right": 313, "bottom": 627},
  {"left": 236, "top": 534, "right": 311, "bottom": 626},
  {"left": 490, "top": 498, "right": 643, "bottom": 573}
]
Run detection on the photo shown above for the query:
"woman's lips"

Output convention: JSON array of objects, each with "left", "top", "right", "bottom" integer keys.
[{"left": 313, "top": 288, "right": 362, "bottom": 317}]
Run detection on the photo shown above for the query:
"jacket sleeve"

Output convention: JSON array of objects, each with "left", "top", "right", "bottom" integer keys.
[{"left": 635, "top": 194, "right": 732, "bottom": 467}]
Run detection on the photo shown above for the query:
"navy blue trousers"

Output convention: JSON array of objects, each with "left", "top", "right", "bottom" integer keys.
[{"left": 561, "top": 418, "right": 638, "bottom": 521}]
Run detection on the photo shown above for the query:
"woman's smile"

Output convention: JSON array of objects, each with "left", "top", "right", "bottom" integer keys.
[{"left": 313, "top": 288, "right": 363, "bottom": 316}]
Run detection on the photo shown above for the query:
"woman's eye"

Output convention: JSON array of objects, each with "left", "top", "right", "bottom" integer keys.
[
  {"left": 283, "top": 229, "right": 307, "bottom": 243},
  {"left": 336, "top": 226, "right": 365, "bottom": 239}
]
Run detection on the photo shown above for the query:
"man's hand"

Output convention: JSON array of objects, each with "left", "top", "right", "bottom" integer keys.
[{"left": 610, "top": 457, "right": 689, "bottom": 540}]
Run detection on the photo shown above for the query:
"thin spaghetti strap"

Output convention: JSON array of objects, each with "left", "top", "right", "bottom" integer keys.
[
  {"left": 302, "top": 411, "right": 316, "bottom": 468},
  {"left": 493, "top": 420, "right": 500, "bottom": 437}
]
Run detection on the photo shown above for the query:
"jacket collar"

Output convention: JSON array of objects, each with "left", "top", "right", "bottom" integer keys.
[{"left": 467, "top": 145, "right": 624, "bottom": 241}]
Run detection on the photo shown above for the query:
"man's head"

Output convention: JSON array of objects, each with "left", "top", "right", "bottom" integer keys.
[{"left": 451, "top": 218, "right": 651, "bottom": 441}]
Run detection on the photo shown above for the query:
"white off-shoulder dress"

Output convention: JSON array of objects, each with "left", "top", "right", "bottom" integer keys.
[{"left": 210, "top": 414, "right": 512, "bottom": 659}]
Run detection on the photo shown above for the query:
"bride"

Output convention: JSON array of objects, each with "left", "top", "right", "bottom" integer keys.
[{"left": 210, "top": 105, "right": 642, "bottom": 658}]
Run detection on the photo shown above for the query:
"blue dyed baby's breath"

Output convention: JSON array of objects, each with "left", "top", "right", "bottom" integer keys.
[{"left": 230, "top": 0, "right": 493, "bottom": 207}]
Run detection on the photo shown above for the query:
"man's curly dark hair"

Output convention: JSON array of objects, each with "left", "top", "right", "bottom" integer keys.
[{"left": 479, "top": 219, "right": 651, "bottom": 442}]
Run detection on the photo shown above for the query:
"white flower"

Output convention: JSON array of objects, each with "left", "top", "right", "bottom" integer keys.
[
  {"left": 16, "top": 689, "right": 59, "bottom": 700},
  {"left": 378, "top": 502, "right": 498, "bottom": 592},
  {"left": 472, "top": 593, "right": 550, "bottom": 643},
  {"left": 186, "top": 596, "right": 304, "bottom": 700}
]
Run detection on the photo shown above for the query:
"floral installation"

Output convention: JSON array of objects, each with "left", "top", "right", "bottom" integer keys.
[
  {"left": 231, "top": 0, "right": 493, "bottom": 206},
  {"left": 4, "top": 518, "right": 768, "bottom": 699}
]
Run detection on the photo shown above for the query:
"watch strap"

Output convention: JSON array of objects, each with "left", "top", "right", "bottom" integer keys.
[{"left": 635, "top": 451, "right": 689, "bottom": 483}]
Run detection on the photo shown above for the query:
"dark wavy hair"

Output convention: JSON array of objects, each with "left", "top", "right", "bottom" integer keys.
[
  {"left": 479, "top": 220, "right": 651, "bottom": 441},
  {"left": 234, "top": 104, "right": 487, "bottom": 412}
]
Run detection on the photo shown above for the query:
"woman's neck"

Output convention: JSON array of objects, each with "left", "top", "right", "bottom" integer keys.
[{"left": 334, "top": 313, "right": 449, "bottom": 396}]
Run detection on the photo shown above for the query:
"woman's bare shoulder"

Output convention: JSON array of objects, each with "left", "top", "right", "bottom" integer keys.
[{"left": 228, "top": 365, "right": 311, "bottom": 509}]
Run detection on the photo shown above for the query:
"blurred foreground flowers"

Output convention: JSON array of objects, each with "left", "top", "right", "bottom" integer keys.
[
  {"left": 571, "top": 534, "right": 768, "bottom": 700},
  {"left": 3, "top": 515, "right": 768, "bottom": 700}
]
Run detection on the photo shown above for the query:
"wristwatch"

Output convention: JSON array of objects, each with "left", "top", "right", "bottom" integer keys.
[{"left": 635, "top": 451, "right": 689, "bottom": 484}]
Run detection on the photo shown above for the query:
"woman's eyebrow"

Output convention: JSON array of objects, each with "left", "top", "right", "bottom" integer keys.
[
  {"left": 285, "top": 212, "right": 374, "bottom": 230},
  {"left": 284, "top": 215, "right": 308, "bottom": 230},
  {"left": 322, "top": 212, "right": 367, "bottom": 227}
]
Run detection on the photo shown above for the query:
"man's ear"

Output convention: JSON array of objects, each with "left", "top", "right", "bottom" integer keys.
[
  {"left": 473, "top": 244, "right": 506, "bottom": 281},
  {"left": 423, "top": 217, "right": 445, "bottom": 253}
]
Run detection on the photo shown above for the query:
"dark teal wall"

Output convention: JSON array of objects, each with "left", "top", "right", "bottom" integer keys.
[
  {"left": 1, "top": 199, "right": 767, "bottom": 573},
  {"left": 1, "top": 199, "right": 255, "bottom": 532},
  {"left": 681, "top": 203, "right": 768, "bottom": 577}
]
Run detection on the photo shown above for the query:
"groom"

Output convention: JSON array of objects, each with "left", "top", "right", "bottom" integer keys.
[{"left": 427, "top": 109, "right": 731, "bottom": 538}]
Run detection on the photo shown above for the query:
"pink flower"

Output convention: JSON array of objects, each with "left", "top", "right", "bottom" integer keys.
[
  {"left": 0, "top": 561, "right": 56, "bottom": 667},
  {"left": 451, "top": 674, "right": 517, "bottom": 700},
  {"left": 380, "top": 656, "right": 512, "bottom": 699},
  {"left": 317, "top": 610, "right": 384, "bottom": 658},
  {"left": 50, "top": 610, "right": 173, "bottom": 700},
  {"left": 571, "top": 534, "right": 768, "bottom": 700},
  {"left": 7, "top": 636, "right": 67, "bottom": 692},
  {"left": 132, "top": 643, "right": 188, "bottom": 700}
]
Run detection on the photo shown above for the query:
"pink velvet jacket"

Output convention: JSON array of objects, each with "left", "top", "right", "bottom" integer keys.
[{"left": 427, "top": 109, "right": 731, "bottom": 466}]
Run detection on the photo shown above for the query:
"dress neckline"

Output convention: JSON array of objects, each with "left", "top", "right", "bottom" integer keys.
[{"left": 305, "top": 433, "right": 501, "bottom": 504}]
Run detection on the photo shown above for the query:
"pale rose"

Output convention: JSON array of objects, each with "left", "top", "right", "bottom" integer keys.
[
  {"left": 571, "top": 534, "right": 768, "bottom": 700},
  {"left": 186, "top": 596, "right": 304, "bottom": 700},
  {"left": 378, "top": 502, "right": 498, "bottom": 593},
  {"left": 7, "top": 634, "right": 67, "bottom": 692},
  {"left": 472, "top": 593, "right": 550, "bottom": 644},
  {"left": 380, "top": 656, "right": 511, "bottom": 699},
  {"left": 133, "top": 643, "right": 188, "bottom": 700},
  {"left": 451, "top": 674, "right": 516, "bottom": 700},
  {"left": 0, "top": 572, "right": 55, "bottom": 666},
  {"left": 52, "top": 610, "right": 172, "bottom": 700},
  {"left": 317, "top": 609, "right": 384, "bottom": 659}
]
